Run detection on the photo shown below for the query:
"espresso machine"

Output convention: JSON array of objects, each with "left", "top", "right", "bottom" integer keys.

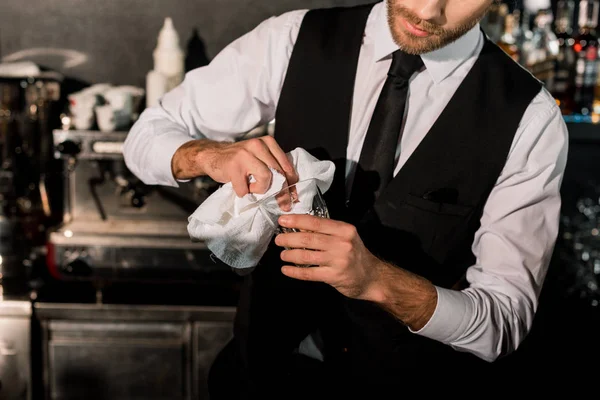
[
  {"left": 47, "top": 128, "right": 232, "bottom": 286},
  {"left": 0, "top": 69, "right": 64, "bottom": 400},
  {"left": 0, "top": 72, "right": 63, "bottom": 283}
]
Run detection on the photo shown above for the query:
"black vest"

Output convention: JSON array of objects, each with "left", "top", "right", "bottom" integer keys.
[{"left": 231, "top": 1, "right": 542, "bottom": 390}]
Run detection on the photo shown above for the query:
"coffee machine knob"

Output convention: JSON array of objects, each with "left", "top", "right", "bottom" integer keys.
[
  {"left": 130, "top": 191, "right": 146, "bottom": 208},
  {"left": 57, "top": 140, "right": 81, "bottom": 156}
]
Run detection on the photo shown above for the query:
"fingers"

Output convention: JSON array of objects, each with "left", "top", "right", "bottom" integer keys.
[
  {"left": 241, "top": 138, "right": 297, "bottom": 196},
  {"left": 275, "top": 231, "right": 334, "bottom": 251},
  {"left": 275, "top": 184, "right": 293, "bottom": 212},
  {"left": 279, "top": 214, "right": 354, "bottom": 238},
  {"left": 280, "top": 249, "right": 330, "bottom": 266},
  {"left": 246, "top": 138, "right": 283, "bottom": 176},
  {"left": 230, "top": 170, "right": 250, "bottom": 197},
  {"left": 245, "top": 139, "right": 293, "bottom": 208},
  {"left": 243, "top": 152, "right": 273, "bottom": 195},
  {"left": 280, "top": 264, "right": 332, "bottom": 282},
  {"left": 227, "top": 136, "right": 299, "bottom": 197},
  {"left": 260, "top": 136, "right": 299, "bottom": 184}
]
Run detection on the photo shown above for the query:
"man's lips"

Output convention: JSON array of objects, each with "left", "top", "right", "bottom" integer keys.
[{"left": 401, "top": 18, "right": 432, "bottom": 37}]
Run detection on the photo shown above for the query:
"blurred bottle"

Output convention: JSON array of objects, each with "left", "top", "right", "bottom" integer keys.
[
  {"left": 498, "top": 12, "right": 520, "bottom": 61},
  {"left": 511, "top": 9, "right": 523, "bottom": 42},
  {"left": 553, "top": 0, "right": 577, "bottom": 114},
  {"left": 516, "top": 7, "right": 535, "bottom": 63},
  {"left": 146, "top": 17, "right": 185, "bottom": 108},
  {"left": 593, "top": 66, "right": 600, "bottom": 119},
  {"left": 573, "top": 0, "right": 599, "bottom": 115},
  {"left": 526, "top": 9, "right": 559, "bottom": 89},
  {"left": 482, "top": 2, "right": 507, "bottom": 43}
]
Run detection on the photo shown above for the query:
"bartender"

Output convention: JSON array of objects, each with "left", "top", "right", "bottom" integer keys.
[{"left": 123, "top": 0, "right": 568, "bottom": 397}]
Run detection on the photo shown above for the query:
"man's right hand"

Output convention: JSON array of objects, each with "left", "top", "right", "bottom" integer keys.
[{"left": 171, "top": 136, "right": 299, "bottom": 197}]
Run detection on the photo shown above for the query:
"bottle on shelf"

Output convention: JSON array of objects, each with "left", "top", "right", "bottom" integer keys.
[
  {"left": 482, "top": 2, "right": 508, "bottom": 43},
  {"left": 146, "top": 17, "right": 185, "bottom": 109},
  {"left": 498, "top": 12, "right": 520, "bottom": 61},
  {"left": 526, "top": 8, "right": 560, "bottom": 89},
  {"left": 516, "top": 7, "right": 534, "bottom": 63},
  {"left": 553, "top": 0, "right": 577, "bottom": 114},
  {"left": 573, "top": 0, "right": 599, "bottom": 115},
  {"left": 593, "top": 64, "right": 600, "bottom": 119},
  {"left": 511, "top": 8, "right": 524, "bottom": 46}
]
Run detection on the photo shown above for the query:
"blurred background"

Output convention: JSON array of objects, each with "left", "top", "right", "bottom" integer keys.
[{"left": 0, "top": 0, "right": 598, "bottom": 398}]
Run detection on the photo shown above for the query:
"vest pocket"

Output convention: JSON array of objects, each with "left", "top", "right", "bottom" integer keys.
[
  {"left": 381, "top": 194, "right": 474, "bottom": 266},
  {"left": 403, "top": 193, "right": 473, "bottom": 216}
]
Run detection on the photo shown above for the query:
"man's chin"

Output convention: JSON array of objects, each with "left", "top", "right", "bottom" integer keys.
[{"left": 394, "top": 33, "right": 440, "bottom": 55}]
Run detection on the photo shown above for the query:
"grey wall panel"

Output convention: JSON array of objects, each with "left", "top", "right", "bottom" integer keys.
[{"left": 0, "top": 0, "right": 370, "bottom": 89}]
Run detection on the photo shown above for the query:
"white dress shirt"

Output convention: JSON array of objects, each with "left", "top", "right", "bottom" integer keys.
[{"left": 123, "top": 2, "right": 569, "bottom": 362}]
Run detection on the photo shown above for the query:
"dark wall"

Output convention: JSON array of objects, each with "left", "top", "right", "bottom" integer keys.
[{"left": 0, "top": 0, "right": 367, "bottom": 89}]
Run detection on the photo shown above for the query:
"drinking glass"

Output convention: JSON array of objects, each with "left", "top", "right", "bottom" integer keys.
[{"left": 258, "top": 178, "right": 329, "bottom": 267}]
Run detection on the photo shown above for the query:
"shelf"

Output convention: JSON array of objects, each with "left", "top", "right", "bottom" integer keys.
[
  {"left": 565, "top": 118, "right": 600, "bottom": 143},
  {"left": 563, "top": 114, "right": 597, "bottom": 124},
  {"left": 52, "top": 121, "right": 600, "bottom": 144},
  {"left": 52, "top": 129, "right": 128, "bottom": 160}
]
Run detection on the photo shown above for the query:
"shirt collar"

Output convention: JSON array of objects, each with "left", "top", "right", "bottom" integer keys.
[{"left": 372, "top": 1, "right": 483, "bottom": 84}]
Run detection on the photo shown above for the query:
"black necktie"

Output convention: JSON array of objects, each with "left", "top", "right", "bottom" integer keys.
[{"left": 349, "top": 49, "right": 424, "bottom": 217}]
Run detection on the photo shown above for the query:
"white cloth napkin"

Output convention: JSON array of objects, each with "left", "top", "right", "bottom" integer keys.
[{"left": 187, "top": 147, "right": 335, "bottom": 269}]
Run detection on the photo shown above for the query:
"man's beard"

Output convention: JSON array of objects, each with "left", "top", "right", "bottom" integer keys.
[{"left": 386, "top": 2, "right": 489, "bottom": 54}]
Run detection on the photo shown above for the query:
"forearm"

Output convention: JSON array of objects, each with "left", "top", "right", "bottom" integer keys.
[
  {"left": 367, "top": 260, "right": 438, "bottom": 331},
  {"left": 124, "top": 11, "right": 303, "bottom": 187},
  {"left": 366, "top": 260, "right": 536, "bottom": 362},
  {"left": 170, "top": 139, "right": 227, "bottom": 180}
]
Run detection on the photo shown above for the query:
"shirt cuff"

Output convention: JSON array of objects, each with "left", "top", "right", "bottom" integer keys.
[
  {"left": 409, "top": 286, "right": 474, "bottom": 344},
  {"left": 150, "top": 133, "right": 196, "bottom": 187}
]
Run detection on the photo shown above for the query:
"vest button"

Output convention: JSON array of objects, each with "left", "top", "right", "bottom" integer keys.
[{"left": 345, "top": 200, "right": 351, "bottom": 208}]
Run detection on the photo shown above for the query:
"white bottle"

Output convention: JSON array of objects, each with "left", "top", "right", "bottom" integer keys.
[
  {"left": 146, "top": 69, "right": 169, "bottom": 109},
  {"left": 146, "top": 17, "right": 184, "bottom": 108},
  {"left": 523, "top": 0, "right": 551, "bottom": 12}
]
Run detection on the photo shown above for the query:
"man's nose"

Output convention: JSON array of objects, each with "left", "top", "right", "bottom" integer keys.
[{"left": 416, "top": 0, "right": 446, "bottom": 23}]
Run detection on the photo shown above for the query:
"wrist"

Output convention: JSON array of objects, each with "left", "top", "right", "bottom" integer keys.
[
  {"left": 363, "top": 258, "right": 392, "bottom": 305},
  {"left": 171, "top": 144, "right": 185, "bottom": 180},
  {"left": 171, "top": 139, "right": 217, "bottom": 180},
  {"left": 363, "top": 259, "right": 438, "bottom": 331},
  {"left": 406, "top": 285, "right": 437, "bottom": 331}
]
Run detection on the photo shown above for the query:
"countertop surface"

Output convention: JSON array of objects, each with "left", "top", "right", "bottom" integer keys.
[
  {"left": 0, "top": 281, "right": 33, "bottom": 316},
  {"left": 0, "top": 270, "right": 241, "bottom": 316}
]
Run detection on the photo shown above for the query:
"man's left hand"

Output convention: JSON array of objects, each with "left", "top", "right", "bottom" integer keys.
[{"left": 274, "top": 214, "right": 384, "bottom": 301}]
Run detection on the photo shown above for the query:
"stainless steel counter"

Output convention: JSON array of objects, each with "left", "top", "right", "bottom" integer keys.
[
  {"left": 34, "top": 302, "right": 235, "bottom": 321},
  {"left": 0, "top": 292, "right": 33, "bottom": 400},
  {"left": 34, "top": 301, "right": 236, "bottom": 400}
]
